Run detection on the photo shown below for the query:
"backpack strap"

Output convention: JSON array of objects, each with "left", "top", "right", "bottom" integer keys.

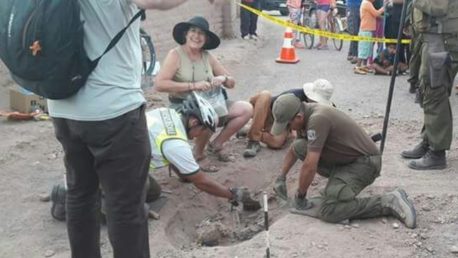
[{"left": 90, "top": 9, "right": 146, "bottom": 70}]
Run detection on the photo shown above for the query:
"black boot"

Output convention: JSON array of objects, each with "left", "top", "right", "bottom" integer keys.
[
  {"left": 146, "top": 175, "right": 161, "bottom": 202},
  {"left": 408, "top": 149, "right": 446, "bottom": 170},
  {"left": 401, "top": 141, "right": 429, "bottom": 159},
  {"left": 409, "top": 82, "right": 417, "bottom": 94},
  {"left": 414, "top": 89, "right": 421, "bottom": 104},
  {"left": 50, "top": 184, "right": 66, "bottom": 221}
]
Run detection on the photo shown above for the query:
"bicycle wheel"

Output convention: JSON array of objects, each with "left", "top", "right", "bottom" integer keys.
[
  {"left": 331, "top": 16, "right": 344, "bottom": 51},
  {"left": 302, "top": 11, "right": 315, "bottom": 49},
  {"left": 140, "top": 28, "right": 156, "bottom": 77}
]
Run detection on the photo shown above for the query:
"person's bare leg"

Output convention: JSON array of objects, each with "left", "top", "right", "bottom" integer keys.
[
  {"left": 261, "top": 131, "right": 288, "bottom": 149},
  {"left": 211, "top": 101, "right": 253, "bottom": 149},
  {"left": 398, "top": 62, "right": 408, "bottom": 73},
  {"left": 317, "top": 10, "right": 327, "bottom": 47},
  {"left": 373, "top": 63, "right": 390, "bottom": 75},
  {"left": 193, "top": 129, "right": 212, "bottom": 160}
]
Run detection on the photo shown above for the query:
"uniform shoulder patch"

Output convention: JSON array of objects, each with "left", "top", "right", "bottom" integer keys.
[{"left": 307, "top": 129, "right": 317, "bottom": 141}]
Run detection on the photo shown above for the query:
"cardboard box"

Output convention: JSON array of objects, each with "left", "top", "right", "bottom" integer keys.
[{"left": 9, "top": 88, "right": 48, "bottom": 113}]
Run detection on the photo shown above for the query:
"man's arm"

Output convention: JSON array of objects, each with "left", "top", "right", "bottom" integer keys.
[
  {"left": 297, "top": 150, "right": 321, "bottom": 195},
  {"left": 132, "top": 0, "right": 187, "bottom": 10},
  {"left": 132, "top": 0, "right": 214, "bottom": 10},
  {"left": 162, "top": 140, "right": 232, "bottom": 199},
  {"left": 413, "top": 0, "right": 449, "bottom": 17},
  {"left": 185, "top": 172, "right": 233, "bottom": 199}
]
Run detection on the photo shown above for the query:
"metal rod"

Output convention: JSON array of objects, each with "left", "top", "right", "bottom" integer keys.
[
  {"left": 263, "top": 192, "right": 270, "bottom": 258},
  {"left": 380, "top": 0, "right": 410, "bottom": 153}
]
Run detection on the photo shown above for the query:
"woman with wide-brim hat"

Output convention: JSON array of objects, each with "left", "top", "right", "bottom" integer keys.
[{"left": 155, "top": 16, "right": 253, "bottom": 171}]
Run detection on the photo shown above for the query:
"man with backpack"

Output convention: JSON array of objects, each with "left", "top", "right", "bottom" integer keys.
[
  {"left": 50, "top": 2, "right": 194, "bottom": 258},
  {"left": 1, "top": 0, "right": 220, "bottom": 256}
]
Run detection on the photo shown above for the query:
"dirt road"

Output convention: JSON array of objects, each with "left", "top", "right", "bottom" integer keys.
[{"left": 1, "top": 12, "right": 458, "bottom": 258}]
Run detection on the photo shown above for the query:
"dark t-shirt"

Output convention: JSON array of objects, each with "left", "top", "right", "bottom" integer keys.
[
  {"left": 301, "top": 103, "right": 380, "bottom": 164},
  {"left": 385, "top": 3, "right": 404, "bottom": 38},
  {"left": 271, "top": 88, "right": 308, "bottom": 109},
  {"left": 373, "top": 0, "right": 383, "bottom": 9},
  {"left": 374, "top": 48, "right": 395, "bottom": 66}
]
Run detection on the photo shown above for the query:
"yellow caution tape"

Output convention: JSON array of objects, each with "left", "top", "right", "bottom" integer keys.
[{"left": 239, "top": 3, "right": 411, "bottom": 44}]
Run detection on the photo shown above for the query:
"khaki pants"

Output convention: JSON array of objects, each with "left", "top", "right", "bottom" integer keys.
[{"left": 292, "top": 139, "right": 386, "bottom": 223}]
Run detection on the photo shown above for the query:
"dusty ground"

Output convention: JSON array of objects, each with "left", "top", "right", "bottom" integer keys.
[{"left": 2, "top": 12, "right": 458, "bottom": 258}]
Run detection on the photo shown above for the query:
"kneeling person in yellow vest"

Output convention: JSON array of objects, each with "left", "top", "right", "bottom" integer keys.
[{"left": 146, "top": 93, "right": 261, "bottom": 210}]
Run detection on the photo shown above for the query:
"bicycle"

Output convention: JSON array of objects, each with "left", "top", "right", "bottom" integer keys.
[
  {"left": 327, "top": 9, "right": 344, "bottom": 51},
  {"left": 299, "top": 1, "right": 317, "bottom": 49},
  {"left": 299, "top": 0, "right": 345, "bottom": 51},
  {"left": 140, "top": 28, "right": 156, "bottom": 88}
]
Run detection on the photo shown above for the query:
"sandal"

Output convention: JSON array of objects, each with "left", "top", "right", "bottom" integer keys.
[
  {"left": 207, "top": 144, "right": 234, "bottom": 162},
  {"left": 316, "top": 45, "right": 329, "bottom": 50},
  {"left": 198, "top": 158, "right": 220, "bottom": 173},
  {"left": 354, "top": 67, "right": 367, "bottom": 75},
  {"left": 360, "top": 66, "right": 374, "bottom": 73}
]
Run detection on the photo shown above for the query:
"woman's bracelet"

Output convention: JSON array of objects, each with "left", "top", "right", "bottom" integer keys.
[{"left": 223, "top": 75, "right": 230, "bottom": 85}]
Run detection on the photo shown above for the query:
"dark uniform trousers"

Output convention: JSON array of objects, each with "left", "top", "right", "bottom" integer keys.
[
  {"left": 292, "top": 139, "right": 386, "bottom": 223},
  {"left": 418, "top": 33, "right": 458, "bottom": 151},
  {"left": 240, "top": 0, "right": 260, "bottom": 37},
  {"left": 52, "top": 105, "right": 151, "bottom": 258},
  {"left": 408, "top": 32, "right": 423, "bottom": 90}
]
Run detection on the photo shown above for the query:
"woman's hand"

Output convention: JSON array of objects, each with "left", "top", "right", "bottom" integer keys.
[
  {"left": 193, "top": 80, "right": 212, "bottom": 91},
  {"left": 210, "top": 75, "right": 226, "bottom": 87},
  {"left": 331, "top": 7, "right": 338, "bottom": 16}
]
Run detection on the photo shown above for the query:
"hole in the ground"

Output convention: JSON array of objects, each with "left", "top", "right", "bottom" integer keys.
[{"left": 165, "top": 192, "right": 285, "bottom": 249}]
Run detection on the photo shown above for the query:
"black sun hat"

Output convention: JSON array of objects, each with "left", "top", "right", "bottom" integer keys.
[{"left": 172, "top": 16, "right": 220, "bottom": 50}]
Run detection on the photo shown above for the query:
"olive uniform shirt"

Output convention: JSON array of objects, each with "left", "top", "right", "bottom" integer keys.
[{"left": 300, "top": 103, "right": 380, "bottom": 165}]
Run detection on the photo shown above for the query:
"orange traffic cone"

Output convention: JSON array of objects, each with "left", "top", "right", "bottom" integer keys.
[{"left": 276, "top": 27, "right": 300, "bottom": 64}]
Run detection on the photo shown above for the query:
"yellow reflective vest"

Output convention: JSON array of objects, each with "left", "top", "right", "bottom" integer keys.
[{"left": 146, "top": 108, "right": 188, "bottom": 169}]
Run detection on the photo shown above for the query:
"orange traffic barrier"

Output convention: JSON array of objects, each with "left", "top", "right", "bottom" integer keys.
[{"left": 276, "top": 27, "right": 299, "bottom": 64}]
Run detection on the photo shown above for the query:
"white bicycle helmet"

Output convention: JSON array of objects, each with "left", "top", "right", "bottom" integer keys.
[{"left": 180, "top": 92, "right": 218, "bottom": 132}]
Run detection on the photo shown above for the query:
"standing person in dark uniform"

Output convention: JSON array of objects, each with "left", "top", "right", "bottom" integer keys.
[
  {"left": 384, "top": 0, "right": 409, "bottom": 64},
  {"left": 401, "top": 0, "right": 458, "bottom": 170},
  {"left": 406, "top": 0, "right": 423, "bottom": 102},
  {"left": 346, "top": 0, "right": 363, "bottom": 63},
  {"left": 240, "top": 0, "right": 261, "bottom": 40}
]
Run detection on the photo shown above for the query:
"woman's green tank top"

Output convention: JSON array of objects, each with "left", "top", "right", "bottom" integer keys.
[{"left": 170, "top": 47, "right": 213, "bottom": 101}]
